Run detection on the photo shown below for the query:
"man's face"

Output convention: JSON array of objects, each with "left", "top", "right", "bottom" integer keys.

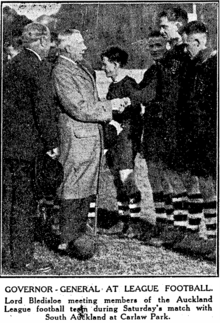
[
  {"left": 47, "top": 38, "right": 59, "bottom": 61},
  {"left": 40, "top": 35, "right": 52, "bottom": 58},
  {"left": 67, "top": 33, "right": 87, "bottom": 62},
  {"left": 159, "top": 16, "right": 179, "bottom": 40},
  {"left": 101, "top": 56, "right": 118, "bottom": 79},
  {"left": 185, "top": 34, "right": 200, "bottom": 58},
  {"left": 148, "top": 36, "right": 167, "bottom": 61},
  {"left": 181, "top": 32, "right": 188, "bottom": 53}
]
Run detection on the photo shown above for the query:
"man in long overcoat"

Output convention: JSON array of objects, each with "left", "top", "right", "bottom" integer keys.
[
  {"left": 3, "top": 23, "right": 59, "bottom": 271},
  {"left": 53, "top": 29, "right": 126, "bottom": 259}
]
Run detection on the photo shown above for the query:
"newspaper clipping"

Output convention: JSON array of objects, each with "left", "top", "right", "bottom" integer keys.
[{"left": 1, "top": 1, "right": 219, "bottom": 322}]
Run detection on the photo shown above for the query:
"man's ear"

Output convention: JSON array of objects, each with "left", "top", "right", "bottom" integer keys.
[
  {"left": 40, "top": 36, "right": 47, "bottom": 48},
  {"left": 114, "top": 61, "right": 120, "bottom": 70},
  {"left": 176, "top": 21, "right": 183, "bottom": 33},
  {"left": 65, "top": 44, "right": 71, "bottom": 54},
  {"left": 195, "top": 38, "right": 200, "bottom": 47}
]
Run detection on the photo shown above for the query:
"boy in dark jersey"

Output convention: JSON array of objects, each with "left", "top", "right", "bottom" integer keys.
[{"left": 101, "top": 46, "right": 142, "bottom": 238}]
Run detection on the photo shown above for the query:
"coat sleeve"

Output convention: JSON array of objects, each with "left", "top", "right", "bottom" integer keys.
[
  {"left": 27, "top": 62, "right": 59, "bottom": 151},
  {"left": 188, "top": 55, "right": 217, "bottom": 138},
  {"left": 32, "top": 62, "right": 60, "bottom": 151},
  {"left": 53, "top": 64, "right": 112, "bottom": 123},
  {"left": 131, "top": 67, "right": 158, "bottom": 106}
]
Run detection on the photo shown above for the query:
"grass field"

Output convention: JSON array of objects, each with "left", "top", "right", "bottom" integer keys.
[{"left": 2, "top": 153, "right": 217, "bottom": 277}]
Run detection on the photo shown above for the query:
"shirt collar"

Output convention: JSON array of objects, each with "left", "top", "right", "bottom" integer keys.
[
  {"left": 113, "top": 70, "right": 128, "bottom": 83},
  {"left": 60, "top": 55, "right": 77, "bottom": 65},
  {"left": 192, "top": 47, "right": 213, "bottom": 65},
  {"left": 26, "top": 48, "right": 42, "bottom": 61}
]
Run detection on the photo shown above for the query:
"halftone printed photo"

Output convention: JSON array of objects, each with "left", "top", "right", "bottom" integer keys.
[
  {"left": 1, "top": 2, "right": 219, "bottom": 322},
  {"left": 1, "top": 1, "right": 218, "bottom": 278}
]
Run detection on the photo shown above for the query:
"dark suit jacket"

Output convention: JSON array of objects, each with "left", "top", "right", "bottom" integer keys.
[{"left": 3, "top": 49, "right": 59, "bottom": 161}]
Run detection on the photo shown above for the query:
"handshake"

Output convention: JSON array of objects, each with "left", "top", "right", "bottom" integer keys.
[{"left": 111, "top": 97, "right": 131, "bottom": 113}]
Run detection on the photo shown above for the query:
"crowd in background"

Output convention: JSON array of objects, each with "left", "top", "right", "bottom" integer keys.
[{"left": 2, "top": 5, "right": 217, "bottom": 273}]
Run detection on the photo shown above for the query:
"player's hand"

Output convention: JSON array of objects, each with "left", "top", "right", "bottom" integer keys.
[
  {"left": 111, "top": 97, "right": 131, "bottom": 113},
  {"left": 122, "top": 97, "right": 131, "bottom": 107}
]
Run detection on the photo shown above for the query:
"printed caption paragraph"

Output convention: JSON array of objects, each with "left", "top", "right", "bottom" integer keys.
[{"left": 1, "top": 281, "right": 218, "bottom": 322}]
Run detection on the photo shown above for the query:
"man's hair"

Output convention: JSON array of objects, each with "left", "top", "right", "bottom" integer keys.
[
  {"left": 182, "top": 21, "right": 209, "bottom": 36},
  {"left": 101, "top": 46, "right": 128, "bottom": 67},
  {"left": 58, "top": 29, "right": 81, "bottom": 50},
  {"left": 159, "top": 6, "right": 188, "bottom": 25},
  {"left": 36, "top": 14, "right": 54, "bottom": 25},
  {"left": 22, "top": 22, "right": 50, "bottom": 46}
]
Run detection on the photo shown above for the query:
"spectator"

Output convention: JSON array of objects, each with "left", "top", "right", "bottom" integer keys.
[
  {"left": 100, "top": 46, "right": 143, "bottom": 238},
  {"left": 53, "top": 30, "right": 128, "bottom": 259},
  {"left": 3, "top": 22, "right": 60, "bottom": 272},
  {"left": 3, "top": 14, "right": 32, "bottom": 63},
  {"left": 4, "top": 36, "right": 23, "bottom": 61}
]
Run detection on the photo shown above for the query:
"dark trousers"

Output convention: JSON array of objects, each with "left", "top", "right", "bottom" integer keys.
[
  {"left": 3, "top": 159, "right": 36, "bottom": 268},
  {"left": 59, "top": 196, "right": 92, "bottom": 243}
]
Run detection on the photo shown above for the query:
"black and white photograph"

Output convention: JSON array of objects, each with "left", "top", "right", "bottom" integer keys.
[
  {"left": 1, "top": 1, "right": 219, "bottom": 322},
  {"left": 1, "top": 1, "right": 218, "bottom": 280}
]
